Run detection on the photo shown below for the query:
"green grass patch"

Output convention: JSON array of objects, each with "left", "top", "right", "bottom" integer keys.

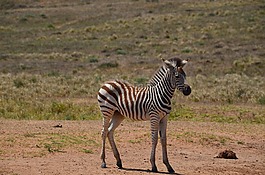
[
  {"left": 128, "top": 139, "right": 142, "bottom": 144},
  {"left": 168, "top": 104, "right": 265, "bottom": 124},
  {"left": 169, "top": 105, "right": 195, "bottom": 121},
  {"left": 0, "top": 98, "right": 101, "bottom": 120},
  {"left": 173, "top": 131, "right": 231, "bottom": 145},
  {"left": 82, "top": 149, "right": 93, "bottom": 154},
  {"left": 39, "top": 133, "right": 99, "bottom": 153}
]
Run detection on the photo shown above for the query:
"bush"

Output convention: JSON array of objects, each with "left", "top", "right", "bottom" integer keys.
[
  {"left": 98, "top": 62, "right": 119, "bottom": 68},
  {"left": 116, "top": 49, "right": 127, "bottom": 55},
  {"left": 88, "top": 57, "right": 99, "bottom": 63},
  {"left": 257, "top": 96, "right": 265, "bottom": 105},
  {"left": 13, "top": 79, "right": 25, "bottom": 88}
]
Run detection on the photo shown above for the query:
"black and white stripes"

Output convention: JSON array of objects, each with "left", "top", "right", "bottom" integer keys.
[
  {"left": 98, "top": 57, "right": 191, "bottom": 173},
  {"left": 98, "top": 81, "right": 150, "bottom": 120}
]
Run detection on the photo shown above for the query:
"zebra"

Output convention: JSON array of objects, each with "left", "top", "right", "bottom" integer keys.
[{"left": 97, "top": 57, "right": 191, "bottom": 173}]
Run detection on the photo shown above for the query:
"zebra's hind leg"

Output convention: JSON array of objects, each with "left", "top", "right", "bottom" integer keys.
[
  {"left": 107, "top": 111, "right": 125, "bottom": 169},
  {"left": 100, "top": 115, "right": 112, "bottom": 168}
]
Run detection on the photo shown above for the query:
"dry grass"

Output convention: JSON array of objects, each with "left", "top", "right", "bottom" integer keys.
[{"left": 0, "top": 0, "right": 264, "bottom": 122}]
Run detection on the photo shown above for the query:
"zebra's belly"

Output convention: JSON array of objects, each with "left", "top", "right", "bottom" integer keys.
[{"left": 116, "top": 103, "right": 150, "bottom": 121}]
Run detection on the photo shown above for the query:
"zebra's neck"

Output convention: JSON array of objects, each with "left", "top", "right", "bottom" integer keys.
[
  {"left": 148, "top": 65, "right": 167, "bottom": 86},
  {"left": 149, "top": 67, "right": 176, "bottom": 99}
]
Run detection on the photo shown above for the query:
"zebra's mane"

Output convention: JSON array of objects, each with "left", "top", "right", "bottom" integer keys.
[
  {"left": 147, "top": 57, "right": 183, "bottom": 86},
  {"left": 147, "top": 65, "right": 167, "bottom": 87}
]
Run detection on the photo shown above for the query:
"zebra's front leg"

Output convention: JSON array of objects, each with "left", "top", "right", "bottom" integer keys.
[
  {"left": 150, "top": 116, "right": 159, "bottom": 172},
  {"left": 159, "top": 116, "right": 175, "bottom": 173}
]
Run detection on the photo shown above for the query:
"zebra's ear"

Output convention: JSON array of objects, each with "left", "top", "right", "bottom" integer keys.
[
  {"left": 180, "top": 59, "right": 188, "bottom": 67},
  {"left": 160, "top": 57, "right": 164, "bottom": 61},
  {"left": 164, "top": 60, "right": 174, "bottom": 69},
  {"left": 161, "top": 58, "right": 173, "bottom": 66},
  {"left": 161, "top": 58, "right": 171, "bottom": 68},
  {"left": 164, "top": 60, "right": 172, "bottom": 65}
]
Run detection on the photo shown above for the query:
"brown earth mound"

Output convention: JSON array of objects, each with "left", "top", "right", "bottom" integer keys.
[{"left": 215, "top": 150, "right": 238, "bottom": 159}]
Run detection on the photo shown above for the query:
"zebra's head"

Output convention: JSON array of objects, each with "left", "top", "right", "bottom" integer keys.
[{"left": 163, "top": 57, "right": 191, "bottom": 96}]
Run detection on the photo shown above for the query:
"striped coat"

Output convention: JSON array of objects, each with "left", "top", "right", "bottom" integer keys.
[{"left": 98, "top": 58, "right": 190, "bottom": 173}]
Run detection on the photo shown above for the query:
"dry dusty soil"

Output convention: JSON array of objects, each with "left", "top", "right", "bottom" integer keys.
[{"left": 0, "top": 119, "right": 264, "bottom": 175}]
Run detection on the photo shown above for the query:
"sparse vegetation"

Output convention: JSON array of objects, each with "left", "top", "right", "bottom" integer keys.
[
  {"left": 171, "top": 131, "right": 231, "bottom": 145},
  {"left": 0, "top": 0, "right": 264, "bottom": 124},
  {"left": 23, "top": 133, "right": 101, "bottom": 155}
]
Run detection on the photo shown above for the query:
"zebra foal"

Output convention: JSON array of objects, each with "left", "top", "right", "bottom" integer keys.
[{"left": 98, "top": 57, "right": 191, "bottom": 173}]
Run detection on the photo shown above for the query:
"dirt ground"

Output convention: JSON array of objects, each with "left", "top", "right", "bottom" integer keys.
[{"left": 0, "top": 119, "right": 264, "bottom": 175}]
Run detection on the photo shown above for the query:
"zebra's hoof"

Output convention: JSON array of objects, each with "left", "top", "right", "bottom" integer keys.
[
  {"left": 151, "top": 166, "right": 158, "bottom": 172},
  {"left": 168, "top": 168, "right": 175, "bottom": 174},
  {"left": 183, "top": 84, "right": 191, "bottom": 96},
  {"left": 117, "top": 160, "right": 123, "bottom": 169},
  {"left": 101, "top": 163, "right": 107, "bottom": 168}
]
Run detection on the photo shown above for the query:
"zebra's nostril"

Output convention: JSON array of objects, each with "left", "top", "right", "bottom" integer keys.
[{"left": 182, "top": 84, "right": 191, "bottom": 96}]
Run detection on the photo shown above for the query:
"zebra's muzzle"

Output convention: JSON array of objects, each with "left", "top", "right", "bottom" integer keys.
[{"left": 182, "top": 84, "right": 191, "bottom": 96}]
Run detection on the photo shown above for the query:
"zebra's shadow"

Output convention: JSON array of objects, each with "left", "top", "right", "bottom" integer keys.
[{"left": 119, "top": 167, "right": 183, "bottom": 175}]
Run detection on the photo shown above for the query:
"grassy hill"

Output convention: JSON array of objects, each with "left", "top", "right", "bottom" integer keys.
[{"left": 0, "top": 0, "right": 264, "bottom": 121}]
